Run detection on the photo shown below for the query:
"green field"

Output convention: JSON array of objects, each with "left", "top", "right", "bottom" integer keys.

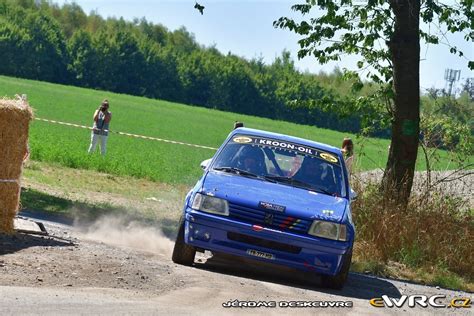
[{"left": 0, "top": 75, "right": 453, "bottom": 184}]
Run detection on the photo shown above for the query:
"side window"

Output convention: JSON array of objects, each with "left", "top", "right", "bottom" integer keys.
[
  {"left": 322, "top": 163, "right": 344, "bottom": 196},
  {"left": 213, "top": 143, "right": 241, "bottom": 169}
]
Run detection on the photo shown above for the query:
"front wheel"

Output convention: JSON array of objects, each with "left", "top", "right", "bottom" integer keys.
[
  {"left": 171, "top": 216, "right": 196, "bottom": 266},
  {"left": 320, "top": 249, "right": 352, "bottom": 290}
]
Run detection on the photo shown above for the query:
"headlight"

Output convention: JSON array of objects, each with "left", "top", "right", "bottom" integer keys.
[
  {"left": 191, "top": 193, "right": 229, "bottom": 216},
  {"left": 308, "top": 220, "right": 348, "bottom": 241}
]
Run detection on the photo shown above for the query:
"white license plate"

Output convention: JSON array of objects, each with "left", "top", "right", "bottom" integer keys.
[{"left": 246, "top": 249, "right": 275, "bottom": 260}]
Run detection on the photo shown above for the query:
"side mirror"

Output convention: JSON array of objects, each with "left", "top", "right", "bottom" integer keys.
[
  {"left": 350, "top": 188, "right": 358, "bottom": 202},
  {"left": 200, "top": 158, "right": 212, "bottom": 170}
]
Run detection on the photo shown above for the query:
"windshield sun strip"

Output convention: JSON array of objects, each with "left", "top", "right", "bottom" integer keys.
[{"left": 231, "top": 134, "right": 341, "bottom": 166}]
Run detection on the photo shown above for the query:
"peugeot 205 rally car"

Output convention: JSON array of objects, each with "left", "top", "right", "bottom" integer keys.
[{"left": 172, "top": 128, "right": 356, "bottom": 289}]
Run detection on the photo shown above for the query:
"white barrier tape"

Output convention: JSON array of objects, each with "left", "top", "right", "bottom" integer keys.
[
  {"left": 0, "top": 179, "right": 19, "bottom": 183},
  {"left": 35, "top": 117, "right": 218, "bottom": 151}
]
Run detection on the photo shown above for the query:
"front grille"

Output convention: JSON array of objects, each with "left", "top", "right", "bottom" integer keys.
[
  {"left": 228, "top": 202, "right": 311, "bottom": 234},
  {"left": 227, "top": 232, "right": 301, "bottom": 254}
]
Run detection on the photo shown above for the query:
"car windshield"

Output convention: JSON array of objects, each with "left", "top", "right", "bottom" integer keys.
[{"left": 212, "top": 134, "right": 346, "bottom": 197}]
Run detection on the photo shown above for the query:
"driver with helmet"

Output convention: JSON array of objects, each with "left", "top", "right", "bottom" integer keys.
[{"left": 234, "top": 145, "right": 267, "bottom": 175}]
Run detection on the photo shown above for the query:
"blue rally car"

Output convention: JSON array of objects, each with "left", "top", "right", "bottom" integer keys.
[{"left": 172, "top": 128, "right": 356, "bottom": 289}]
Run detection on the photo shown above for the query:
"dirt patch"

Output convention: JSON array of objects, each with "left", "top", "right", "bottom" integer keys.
[{"left": 0, "top": 220, "right": 178, "bottom": 293}]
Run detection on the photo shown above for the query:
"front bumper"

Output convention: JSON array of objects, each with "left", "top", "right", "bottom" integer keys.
[{"left": 184, "top": 208, "right": 352, "bottom": 276}]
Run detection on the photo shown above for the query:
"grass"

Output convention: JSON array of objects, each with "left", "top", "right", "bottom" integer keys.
[
  {"left": 351, "top": 258, "right": 473, "bottom": 291},
  {"left": 22, "top": 160, "right": 188, "bottom": 203},
  {"left": 21, "top": 160, "right": 186, "bottom": 237},
  {"left": 351, "top": 182, "right": 474, "bottom": 292},
  {"left": 20, "top": 188, "right": 179, "bottom": 239},
  {"left": 0, "top": 75, "right": 460, "bottom": 184}
]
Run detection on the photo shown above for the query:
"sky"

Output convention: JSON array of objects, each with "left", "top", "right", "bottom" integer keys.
[{"left": 55, "top": 0, "right": 473, "bottom": 91}]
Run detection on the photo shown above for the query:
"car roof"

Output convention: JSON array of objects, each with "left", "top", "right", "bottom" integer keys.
[{"left": 230, "top": 127, "right": 342, "bottom": 156}]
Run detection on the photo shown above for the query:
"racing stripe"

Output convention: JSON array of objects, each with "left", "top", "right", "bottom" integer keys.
[
  {"left": 289, "top": 219, "right": 301, "bottom": 229},
  {"left": 279, "top": 216, "right": 295, "bottom": 229}
]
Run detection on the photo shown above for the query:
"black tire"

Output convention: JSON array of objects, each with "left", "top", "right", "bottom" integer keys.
[
  {"left": 171, "top": 216, "right": 196, "bottom": 266},
  {"left": 320, "top": 249, "right": 352, "bottom": 290}
]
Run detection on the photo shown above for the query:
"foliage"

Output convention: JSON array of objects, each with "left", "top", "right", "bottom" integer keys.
[
  {"left": 274, "top": 0, "right": 472, "bottom": 88},
  {"left": 273, "top": 0, "right": 472, "bottom": 136},
  {"left": 0, "top": 0, "right": 385, "bottom": 135},
  {"left": 421, "top": 113, "right": 473, "bottom": 156},
  {"left": 274, "top": 0, "right": 472, "bottom": 204},
  {"left": 419, "top": 92, "right": 473, "bottom": 174},
  {"left": 352, "top": 181, "right": 473, "bottom": 282}
]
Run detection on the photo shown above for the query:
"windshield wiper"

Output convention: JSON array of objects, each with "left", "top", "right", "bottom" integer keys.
[
  {"left": 264, "top": 175, "right": 335, "bottom": 196},
  {"left": 263, "top": 175, "right": 312, "bottom": 190},
  {"left": 213, "top": 167, "right": 260, "bottom": 179},
  {"left": 311, "top": 186, "right": 334, "bottom": 196}
]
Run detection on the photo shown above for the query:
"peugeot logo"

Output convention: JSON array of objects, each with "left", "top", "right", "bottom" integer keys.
[{"left": 264, "top": 213, "right": 274, "bottom": 225}]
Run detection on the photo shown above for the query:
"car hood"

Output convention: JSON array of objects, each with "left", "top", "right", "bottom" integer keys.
[{"left": 201, "top": 171, "right": 348, "bottom": 222}]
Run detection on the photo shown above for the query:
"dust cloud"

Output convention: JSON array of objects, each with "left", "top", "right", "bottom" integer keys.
[{"left": 76, "top": 215, "right": 174, "bottom": 256}]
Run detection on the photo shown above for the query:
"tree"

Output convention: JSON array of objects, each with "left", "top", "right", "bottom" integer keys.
[
  {"left": 177, "top": 49, "right": 216, "bottom": 106},
  {"left": 275, "top": 0, "right": 473, "bottom": 206},
  {"left": 56, "top": 2, "right": 88, "bottom": 38},
  {"left": 0, "top": 20, "right": 31, "bottom": 77},
  {"left": 113, "top": 28, "right": 147, "bottom": 95},
  {"left": 138, "top": 41, "right": 183, "bottom": 100},
  {"left": 25, "top": 12, "right": 71, "bottom": 83},
  {"left": 68, "top": 30, "right": 98, "bottom": 87},
  {"left": 138, "top": 18, "right": 169, "bottom": 46}
]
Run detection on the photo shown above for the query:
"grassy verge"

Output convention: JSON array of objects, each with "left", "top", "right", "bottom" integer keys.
[
  {"left": 21, "top": 161, "right": 188, "bottom": 237},
  {"left": 351, "top": 182, "right": 474, "bottom": 292},
  {"left": 351, "top": 259, "right": 473, "bottom": 291}
]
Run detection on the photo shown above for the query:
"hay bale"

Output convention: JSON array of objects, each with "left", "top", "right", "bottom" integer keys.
[{"left": 0, "top": 97, "right": 33, "bottom": 233}]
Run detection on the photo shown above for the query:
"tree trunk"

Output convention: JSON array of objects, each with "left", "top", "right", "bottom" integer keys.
[{"left": 383, "top": 0, "right": 421, "bottom": 207}]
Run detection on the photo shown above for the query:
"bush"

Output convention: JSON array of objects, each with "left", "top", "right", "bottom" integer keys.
[{"left": 352, "top": 182, "right": 473, "bottom": 279}]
